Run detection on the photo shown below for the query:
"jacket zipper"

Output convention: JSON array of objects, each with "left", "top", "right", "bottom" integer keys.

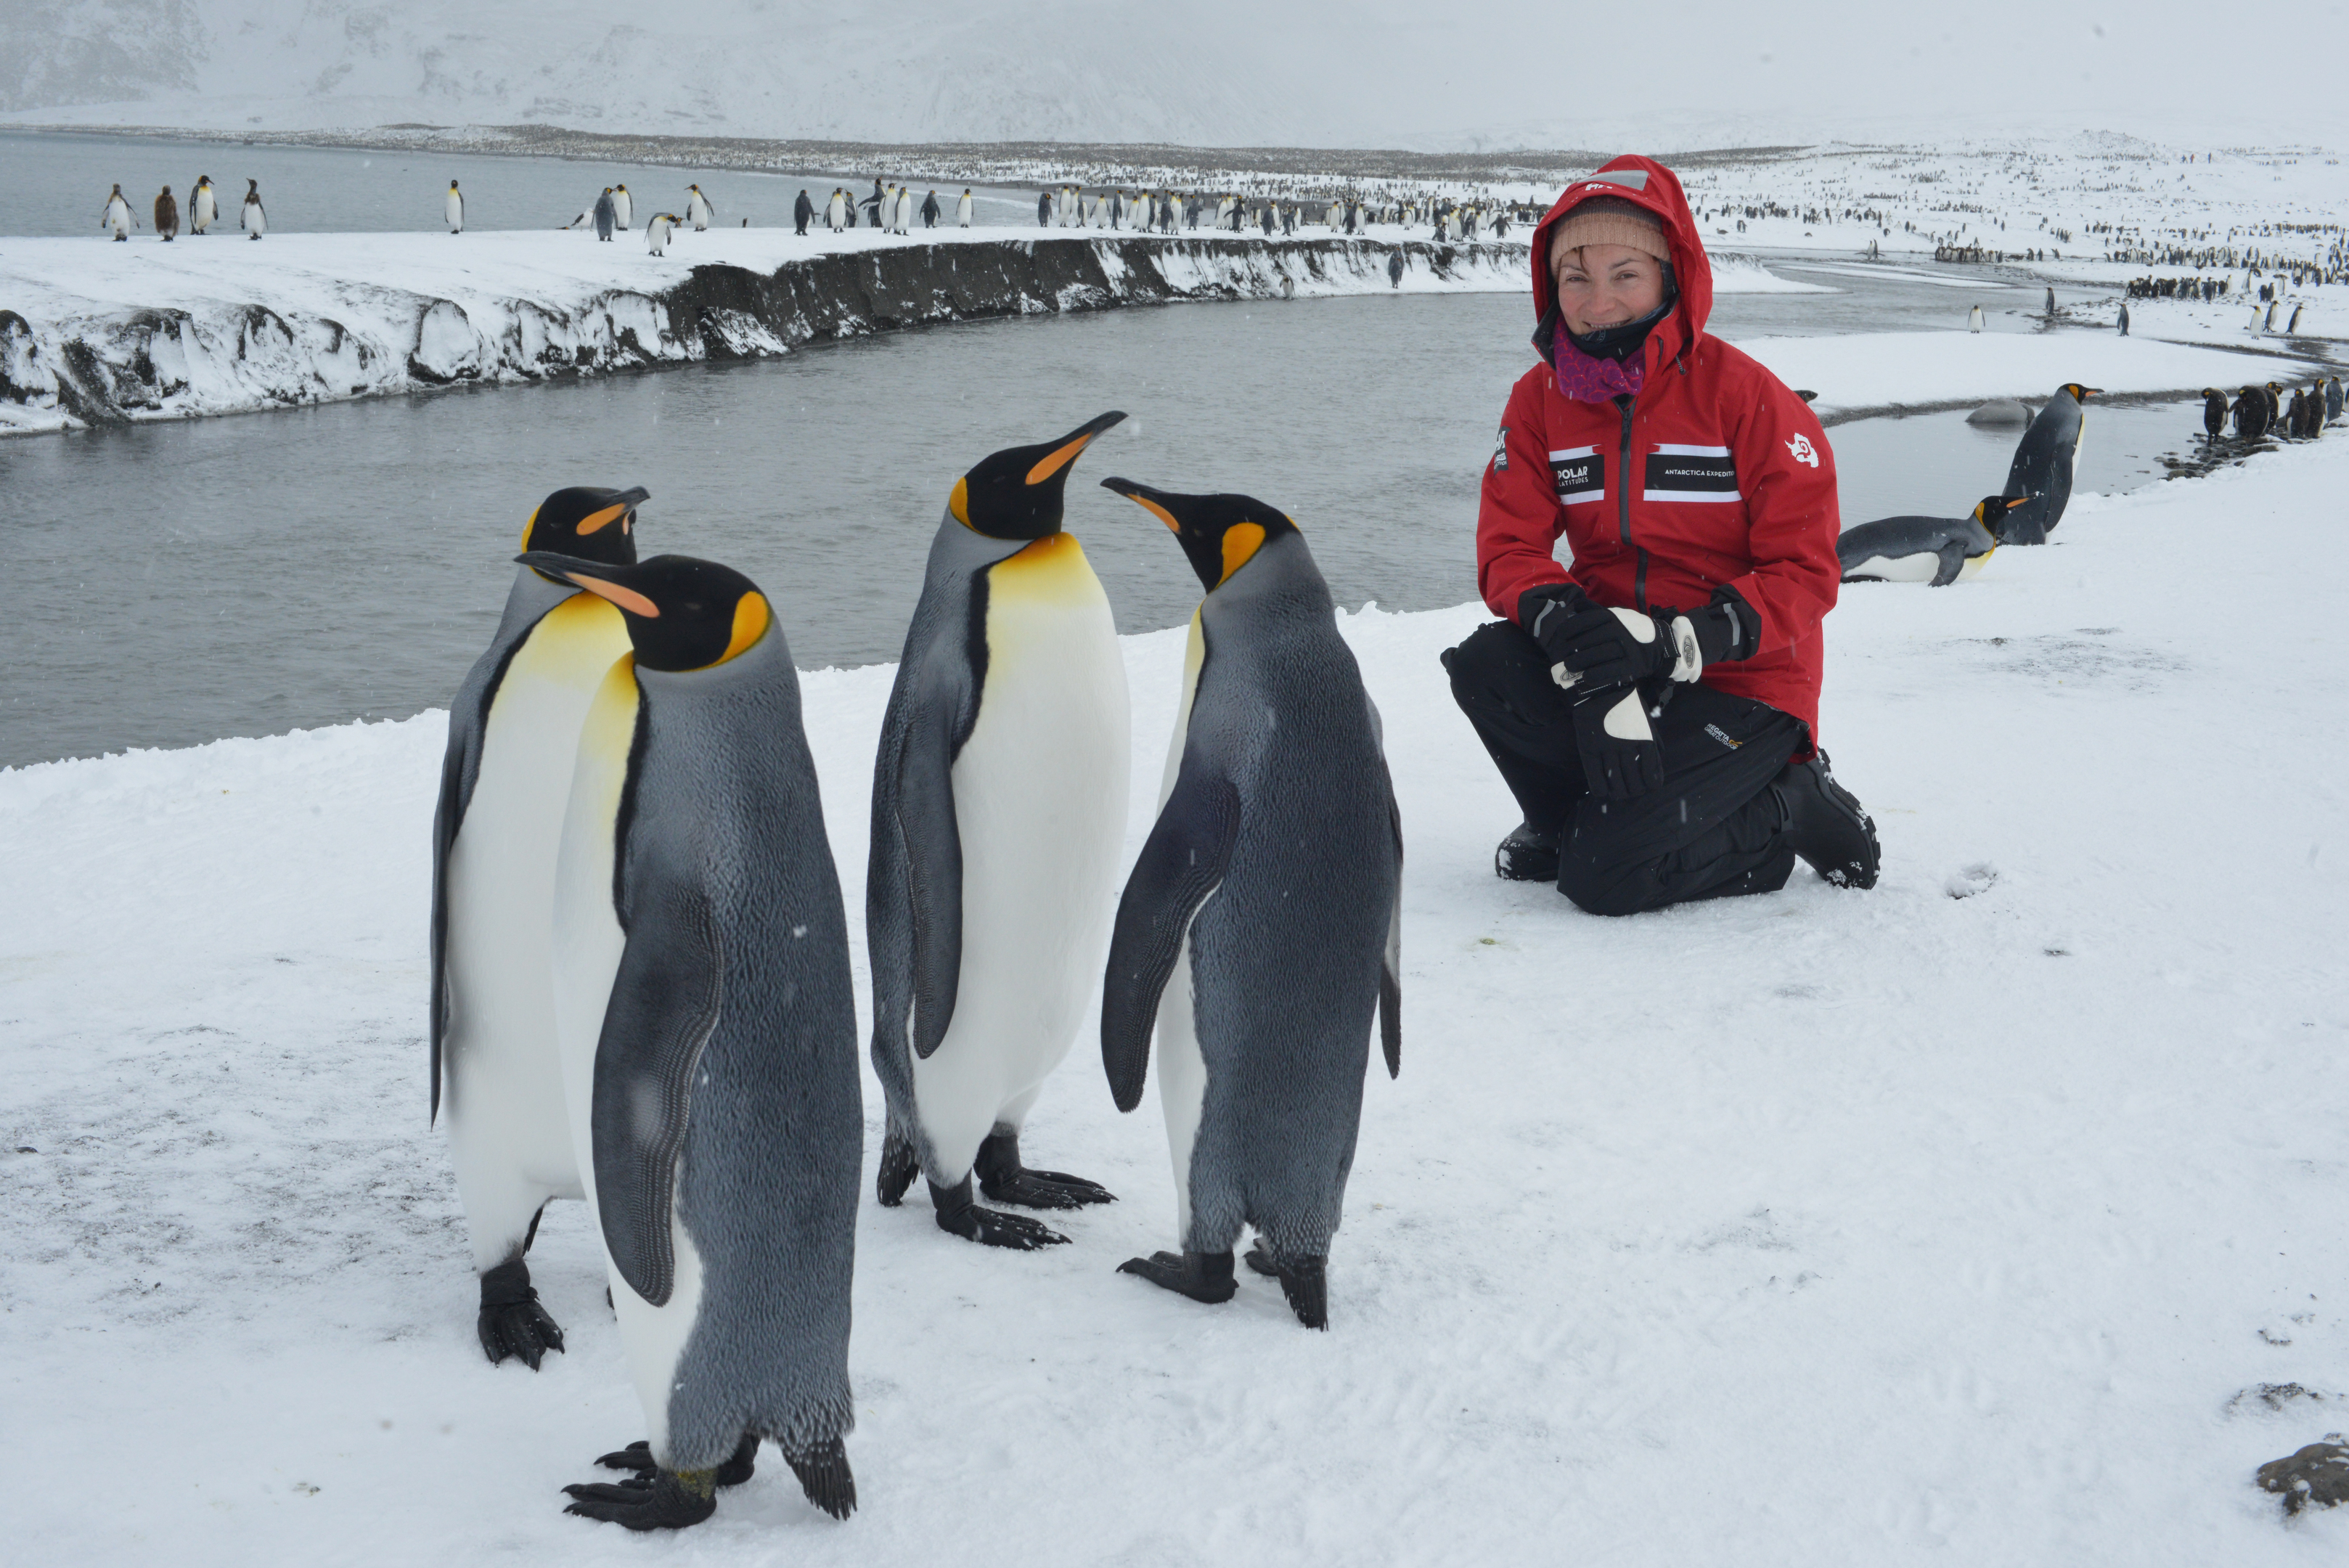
[{"left": 1614, "top": 393, "right": 1649, "bottom": 610}]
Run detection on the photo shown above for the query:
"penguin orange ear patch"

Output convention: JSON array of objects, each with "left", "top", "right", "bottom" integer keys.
[
  {"left": 1219, "top": 522, "right": 1266, "bottom": 584},
  {"left": 565, "top": 574, "right": 660, "bottom": 618}
]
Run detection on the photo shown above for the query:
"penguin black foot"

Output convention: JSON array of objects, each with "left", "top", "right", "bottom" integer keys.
[
  {"left": 975, "top": 1130, "right": 1116, "bottom": 1209},
  {"left": 929, "top": 1177, "right": 1069, "bottom": 1249},
  {"left": 875, "top": 1125, "right": 920, "bottom": 1207},
  {"left": 477, "top": 1258, "right": 564, "bottom": 1369},
  {"left": 595, "top": 1435, "right": 757, "bottom": 1487},
  {"left": 1245, "top": 1242, "right": 1330, "bottom": 1330},
  {"left": 782, "top": 1436, "right": 857, "bottom": 1521},
  {"left": 1119, "top": 1248, "right": 1238, "bottom": 1304},
  {"left": 563, "top": 1467, "right": 718, "bottom": 1531}
]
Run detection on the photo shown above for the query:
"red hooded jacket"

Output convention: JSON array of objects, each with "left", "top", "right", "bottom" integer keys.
[{"left": 1479, "top": 155, "right": 1839, "bottom": 743}]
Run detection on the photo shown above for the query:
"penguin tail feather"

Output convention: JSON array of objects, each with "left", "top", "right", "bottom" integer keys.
[{"left": 782, "top": 1437, "right": 856, "bottom": 1521}]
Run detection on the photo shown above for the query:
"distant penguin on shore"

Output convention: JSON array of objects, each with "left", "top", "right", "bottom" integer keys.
[
  {"left": 828, "top": 189, "right": 846, "bottom": 232},
  {"left": 2117, "top": 302, "right": 2129, "bottom": 335},
  {"left": 2287, "top": 301, "right": 2305, "bottom": 334},
  {"left": 611, "top": 184, "right": 632, "bottom": 229},
  {"left": 685, "top": 184, "right": 712, "bottom": 231},
  {"left": 957, "top": 189, "right": 973, "bottom": 227},
  {"left": 1093, "top": 479, "right": 1402, "bottom": 1330},
  {"left": 2328, "top": 376, "right": 2344, "bottom": 425},
  {"left": 190, "top": 175, "right": 216, "bottom": 234},
  {"left": 102, "top": 184, "right": 131, "bottom": 240},
  {"left": 446, "top": 180, "right": 465, "bottom": 234},
  {"left": 2202, "top": 388, "right": 2228, "bottom": 440},
  {"left": 2000, "top": 383, "right": 2099, "bottom": 544},
  {"left": 1388, "top": 250, "right": 1404, "bottom": 288},
  {"left": 2045, "top": 285, "right": 2056, "bottom": 317},
  {"left": 593, "top": 189, "right": 616, "bottom": 241},
  {"left": 1837, "top": 496, "right": 2027, "bottom": 585},
  {"left": 645, "top": 212, "right": 677, "bottom": 256},
  {"left": 241, "top": 179, "right": 266, "bottom": 240},
  {"left": 2231, "top": 385, "right": 2266, "bottom": 441},
  {"left": 1969, "top": 305, "right": 1984, "bottom": 332},
  {"left": 154, "top": 184, "right": 178, "bottom": 241}
]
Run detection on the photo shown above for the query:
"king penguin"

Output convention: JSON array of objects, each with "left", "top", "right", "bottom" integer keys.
[
  {"left": 527, "top": 550, "right": 862, "bottom": 1532},
  {"left": 1836, "top": 496, "right": 2027, "bottom": 585},
  {"left": 867, "top": 412, "right": 1132, "bottom": 1249},
  {"left": 1998, "top": 383, "right": 2099, "bottom": 544},
  {"left": 154, "top": 184, "right": 178, "bottom": 241},
  {"left": 1093, "top": 480, "right": 1402, "bottom": 1328},
  {"left": 102, "top": 184, "right": 131, "bottom": 240},
  {"left": 2202, "top": 388, "right": 2228, "bottom": 440},
  {"left": 241, "top": 179, "right": 265, "bottom": 240},
  {"left": 433, "top": 484, "right": 650, "bottom": 1369},
  {"left": 685, "top": 184, "right": 713, "bottom": 230},
  {"left": 645, "top": 211, "right": 678, "bottom": 256},
  {"left": 446, "top": 180, "right": 464, "bottom": 234},
  {"left": 611, "top": 184, "right": 633, "bottom": 229},
  {"left": 190, "top": 175, "right": 216, "bottom": 234}
]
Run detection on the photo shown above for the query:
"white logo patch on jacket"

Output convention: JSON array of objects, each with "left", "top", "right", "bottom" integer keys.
[
  {"left": 1549, "top": 444, "right": 1604, "bottom": 502},
  {"left": 1641, "top": 444, "right": 1740, "bottom": 503},
  {"left": 1786, "top": 433, "right": 1820, "bottom": 467},
  {"left": 1492, "top": 425, "right": 1508, "bottom": 472}
]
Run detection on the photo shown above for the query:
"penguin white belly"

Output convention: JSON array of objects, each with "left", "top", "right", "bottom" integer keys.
[
  {"left": 1841, "top": 551, "right": 1940, "bottom": 584},
  {"left": 443, "top": 595, "right": 632, "bottom": 1265},
  {"left": 912, "top": 533, "right": 1129, "bottom": 1171},
  {"left": 1154, "top": 929, "right": 1209, "bottom": 1244},
  {"left": 551, "top": 654, "right": 707, "bottom": 1460}
]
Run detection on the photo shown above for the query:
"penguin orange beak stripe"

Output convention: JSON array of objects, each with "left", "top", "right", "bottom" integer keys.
[
  {"left": 1128, "top": 494, "right": 1182, "bottom": 533},
  {"left": 575, "top": 502, "right": 630, "bottom": 536},
  {"left": 1025, "top": 433, "right": 1095, "bottom": 486},
  {"left": 564, "top": 574, "right": 661, "bottom": 618}
]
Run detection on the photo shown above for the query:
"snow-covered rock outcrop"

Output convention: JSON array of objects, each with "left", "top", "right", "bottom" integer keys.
[{"left": 0, "top": 230, "right": 1527, "bottom": 433}]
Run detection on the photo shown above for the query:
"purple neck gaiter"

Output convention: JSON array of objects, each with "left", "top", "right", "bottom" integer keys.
[{"left": 1554, "top": 334, "right": 1645, "bottom": 404}]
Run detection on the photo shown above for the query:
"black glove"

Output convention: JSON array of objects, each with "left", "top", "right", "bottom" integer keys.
[
  {"left": 1521, "top": 584, "right": 1758, "bottom": 691},
  {"left": 1570, "top": 682, "right": 1664, "bottom": 800}
]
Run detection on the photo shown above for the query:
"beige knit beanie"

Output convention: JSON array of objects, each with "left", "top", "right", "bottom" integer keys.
[{"left": 1548, "top": 195, "right": 1668, "bottom": 272}]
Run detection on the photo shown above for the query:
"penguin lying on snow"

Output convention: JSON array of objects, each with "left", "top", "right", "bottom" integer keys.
[
  {"left": 1095, "top": 481, "right": 1402, "bottom": 1330},
  {"left": 523, "top": 550, "right": 862, "bottom": 1532},
  {"left": 433, "top": 485, "right": 647, "bottom": 1369},
  {"left": 1998, "top": 383, "right": 2099, "bottom": 544},
  {"left": 868, "top": 413, "right": 1132, "bottom": 1250},
  {"left": 1838, "top": 496, "right": 2027, "bottom": 586}
]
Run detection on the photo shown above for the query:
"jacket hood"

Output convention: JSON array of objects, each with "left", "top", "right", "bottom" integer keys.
[{"left": 1530, "top": 155, "right": 1712, "bottom": 369}]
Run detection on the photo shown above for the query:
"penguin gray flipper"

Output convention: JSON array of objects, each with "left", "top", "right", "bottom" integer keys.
[
  {"left": 587, "top": 884, "right": 723, "bottom": 1307},
  {"left": 1100, "top": 756, "right": 1241, "bottom": 1112},
  {"left": 1928, "top": 543, "right": 1968, "bottom": 588}
]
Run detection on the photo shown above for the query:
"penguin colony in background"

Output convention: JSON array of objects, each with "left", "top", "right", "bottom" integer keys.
[
  {"left": 434, "top": 414, "right": 1402, "bottom": 1531},
  {"left": 1837, "top": 383, "right": 2099, "bottom": 583}
]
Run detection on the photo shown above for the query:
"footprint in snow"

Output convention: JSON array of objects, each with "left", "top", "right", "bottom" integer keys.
[{"left": 1945, "top": 863, "right": 1998, "bottom": 899}]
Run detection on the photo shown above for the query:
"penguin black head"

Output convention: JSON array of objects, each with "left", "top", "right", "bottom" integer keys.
[
  {"left": 2059, "top": 383, "right": 2102, "bottom": 403},
  {"left": 1099, "top": 478, "right": 1299, "bottom": 592},
  {"left": 949, "top": 411, "right": 1127, "bottom": 541},
  {"left": 512, "top": 552, "right": 772, "bottom": 674},
  {"left": 520, "top": 485, "right": 649, "bottom": 568},
  {"left": 1973, "top": 495, "right": 2030, "bottom": 541}
]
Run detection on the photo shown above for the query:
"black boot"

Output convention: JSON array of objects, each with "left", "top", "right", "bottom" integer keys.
[
  {"left": 1773, "top": 751, "right": 1879, "bottom": 889},
  {"left": 1495, "top": 822, "right": 1561, "bottom": 882}
]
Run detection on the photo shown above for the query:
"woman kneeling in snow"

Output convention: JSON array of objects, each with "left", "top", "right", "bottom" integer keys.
[{"left": 1444, "top": 156, "right": 1879, "bottom": 913}]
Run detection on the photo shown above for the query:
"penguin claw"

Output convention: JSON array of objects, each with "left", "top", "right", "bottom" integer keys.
[
  {"left": 595, "top": 1437, "right": 757, "bottom": 1487},
  {"left": 979, "top": 1167, "right": 1117, "bottom": 1210},
  {"left": 1119, "top": 1249, "right": 1238, "bottom": 1304},
  {"left": 563, "top": 1469, "right": 717, "bottom": 1531},
  {"left": 1243, "top": 1242, "right": 1330, "bottom": 1330},
  {"left": 476, "top": 1261, "right": 564, "bottom": 1369},
  {"left": 927, "top": 1175, "right": 1070, "bottom": 1249}
]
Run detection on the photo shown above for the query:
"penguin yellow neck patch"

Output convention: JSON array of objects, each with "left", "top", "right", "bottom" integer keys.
[
  {"left": 519, "top": 507, "right": 540, "bottom": 551},
  {"left": 709, "top": 592, "right": 771, "bottom": 666},
  {"left": 1218, "top": 522, "right": 1266, "bottom": 584}
]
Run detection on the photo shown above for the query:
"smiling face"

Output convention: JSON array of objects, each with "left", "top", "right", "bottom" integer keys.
[{"left": 1553, "top": 242, "right": 1667, "bottom": 336}]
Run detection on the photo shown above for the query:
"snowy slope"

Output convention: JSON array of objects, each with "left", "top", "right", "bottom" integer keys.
[{"left": 7, "top": 427, "right": 2349, "bottom": 1562}]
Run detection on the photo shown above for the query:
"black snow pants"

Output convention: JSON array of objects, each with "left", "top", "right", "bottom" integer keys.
[{"left": 1445, "top": 619, "right": 1804, "bottom": 915}]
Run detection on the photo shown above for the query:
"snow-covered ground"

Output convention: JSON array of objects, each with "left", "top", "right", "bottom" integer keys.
[
  {"left": 7, "top": 410, "right": 2349, "bottom": 1561},
  {"left": 0, "top": 229, "right": 1850, "bottom": 434}
]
